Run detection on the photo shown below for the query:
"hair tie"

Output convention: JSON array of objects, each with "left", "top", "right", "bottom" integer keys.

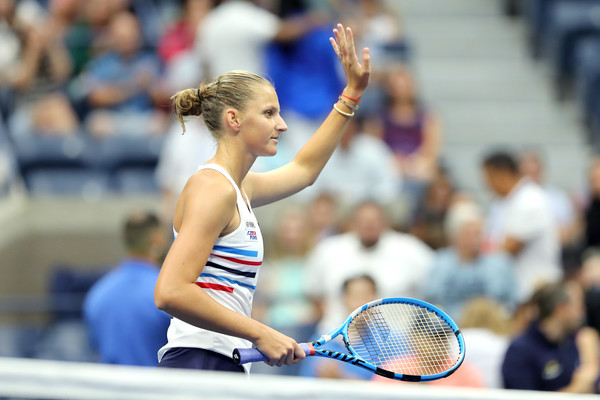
[{"left": 195, "top": 88, "right": 200, "bottom": 98}]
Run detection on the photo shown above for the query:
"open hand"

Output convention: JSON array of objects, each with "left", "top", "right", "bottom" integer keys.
[{"left": 330, "top": 23, "right": 370, "bottom": 98}]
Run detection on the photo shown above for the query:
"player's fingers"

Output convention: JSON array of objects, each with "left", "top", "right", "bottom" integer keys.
[
  {"left": 284, "top": 347, "right": 295, "bottom": 366},
  {"left": 362, "top": 48, "right": 371, "bottom": 72},
  {"left": 329, "top": 37, "right": 340, "bottom": 56},
  {"left": 293, "top": 343, "right": 306, "bottom": 364},
  {"left": 346, "top": 26, "right": 356, "bottom": 60},
  {"left": 337, "top": 23, "right": 346, "bottom": 43},
  {"left": 334, "top": 24, "right": 346, "bottom": 55},
  {"left": 332, "top": 28, "right": 341, "bottom": 49},
  {"left": 276, "top": 354, "right": 286, "bottom": 367}
]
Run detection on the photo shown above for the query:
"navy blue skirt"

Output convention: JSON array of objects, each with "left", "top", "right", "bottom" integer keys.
[{"left": 158, "top": 347, "right": 245, "bottom": 373}]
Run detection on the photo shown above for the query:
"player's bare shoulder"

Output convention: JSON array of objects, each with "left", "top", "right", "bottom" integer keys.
[
  {"left": 184, "top": 168, "right": 237, "bottom": 203},
  {"left": 174, "top": 168, "right": 237, "bottom": 232}
]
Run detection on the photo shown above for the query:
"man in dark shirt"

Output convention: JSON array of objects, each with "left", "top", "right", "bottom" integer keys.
[{"left": 502, "top": 281, "right": 599, "bottom": 393}]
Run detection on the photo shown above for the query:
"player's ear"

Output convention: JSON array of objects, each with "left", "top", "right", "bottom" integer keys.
[{"left": 224, "top": 109, "right": 241, "bottom": 132}]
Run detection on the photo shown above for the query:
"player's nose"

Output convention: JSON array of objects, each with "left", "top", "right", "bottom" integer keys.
[{"left": 276, "top": 115, "right": 288, "bottom": 132}]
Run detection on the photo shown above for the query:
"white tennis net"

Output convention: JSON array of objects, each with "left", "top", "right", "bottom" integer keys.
[{"left": 0, "top": 357, "right": 593, "bottom": 400}]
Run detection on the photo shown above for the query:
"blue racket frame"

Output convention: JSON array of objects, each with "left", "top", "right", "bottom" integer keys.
[
  {"left": 309, "top": 297, "right": 466, "bottom": 382},
  {"left": 233, "top": 297, "right": 466, "bottom": 382}
]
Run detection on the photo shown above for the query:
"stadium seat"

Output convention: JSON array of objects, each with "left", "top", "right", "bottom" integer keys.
[
  {"left": 0, "top": 324, "right": 42, "bottom": 358},
  {"left": 522, "top": 0, "right": 556, "bottom": 58},
  {"left": 33, "top": 320, "right": 95, "bottom": 362},
  {"left": 544, "top": 0, "right": 600, "bottom": 100},
  {"left": 0, "top": 127, "right": 18, "bottom": 197},
  {"left": 87, "top": 136, "right": 165, "bottom": 172},
  {"left": 574, "top": 35, "right": 600, "bottom": 131},
  {"left": 85, "top": 135, "right": 164, "bottom": 194},
  {"left": 25, "top": 168, "right": 111, "bottom": 197},
  {"left": 12, "top": 135, "right": 87, "bottom": 175},
  {"left": 591, "top": 101, "right": 600, "bottom": 149},
  {"left": 10, "top": 135, "right": 113, "bottom": 196},
  {"left": 28, "top": 266, "right": 110, "bottom": 362},
  {"left": 47, "top": 265, "right": 110, "bottom": 321},
  {"left": 112, "top": 167, "right": 159, "bottom": 193}
]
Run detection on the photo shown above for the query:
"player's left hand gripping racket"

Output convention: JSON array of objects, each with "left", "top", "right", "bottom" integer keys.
[{"left": 233, "top": 297, "right": 465, "bottom": 382}]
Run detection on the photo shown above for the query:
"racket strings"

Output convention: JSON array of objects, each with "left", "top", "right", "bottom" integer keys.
[{"left": 347, "top": 303, "right": 460, "bottom": 376}]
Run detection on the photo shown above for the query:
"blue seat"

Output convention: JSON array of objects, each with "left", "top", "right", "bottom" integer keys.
[
  {"left": 31, "top": 266, "right": 109, "bottom": 362},
  {"left": 544, "top": 0, "right": 600, "bottom": 100},
  {"left": 12, "top": 135, "right": 88, "bottom": 174},
  {"left": 9, "top": 135, "right": 111, "bottom": 196},
  {"left": 523, "top": 0, "right": 557, "bottom": 58},
  {"left": 0, "top": 129, "right": 19, "bottom": 197},
  {"left": 590, "top": 97, "right": 600, "bottom": 149},
  {"left": 0, "top": 324, "right": 42, "bottom": 358},
  {"left": 48, "top": 265, "right": 110, "bottom": 321},
  {"left": 112, "top": 167, "right": 159, "bottom": 194},
  {"left": 33, "top": 320, "right": 95, "bottom": 362},
  {"left": 84, "top": 135, "right": 164, "bottom": 194},
  {"left": 86, "top": 135, "right": 165, "bottom": 172},
  {"left": 574, "top": 35, "right": 600, "bottom": 128},
  {"left": 25, "top": 168, "right": 111, "bottom": 196}
]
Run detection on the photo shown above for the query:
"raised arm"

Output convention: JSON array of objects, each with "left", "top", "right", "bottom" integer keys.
[
  {"left": 244, "top": 24, "right": 370, "bottom": 207},
  {"left": 154, "top": 171, "right": 304, "bottom": 366}
]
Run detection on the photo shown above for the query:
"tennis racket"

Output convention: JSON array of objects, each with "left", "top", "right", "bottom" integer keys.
[{"left": 233, "top": 297, "right": 465, "bottom": 382}]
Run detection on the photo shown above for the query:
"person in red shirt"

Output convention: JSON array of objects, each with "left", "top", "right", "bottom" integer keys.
[{"left": 157, "top": 0, "right": 212, "bottom": 64}]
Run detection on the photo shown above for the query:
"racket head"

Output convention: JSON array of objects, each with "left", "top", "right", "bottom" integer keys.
[{"left": 338, "top": 297, "right": 465, "bottom": 382}]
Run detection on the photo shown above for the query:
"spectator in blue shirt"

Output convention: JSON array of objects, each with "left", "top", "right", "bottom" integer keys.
[
  {"left": 422, "top": 201, "right": 517, "bottom": 320},
  {"left": 81, "top": 11, "right": 167, "bottom": 137},
  {"left": 84, "top": 211, "right": 171, "bottom": 366},
  {"left": 502, "top": 281, "right": 600, "bottom": 393}
]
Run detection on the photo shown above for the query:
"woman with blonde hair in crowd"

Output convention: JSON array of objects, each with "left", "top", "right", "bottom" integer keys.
[{"left": 460, "top": 297, "right": 512, "bottom": 389}]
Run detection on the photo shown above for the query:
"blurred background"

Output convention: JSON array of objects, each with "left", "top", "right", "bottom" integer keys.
[{"left": 1, "top": 0, "right": 600, "bottom": 395}]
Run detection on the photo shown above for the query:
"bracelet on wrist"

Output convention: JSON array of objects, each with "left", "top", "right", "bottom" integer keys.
[
  {"left": 342, "top": 93, "right": 361, "bottom": 103},
  {"left": 338, "top": 96, "right": 359, "bottom": 112},
  {"left": 333, "top": 103, "right": 355, "bottom": 117}
]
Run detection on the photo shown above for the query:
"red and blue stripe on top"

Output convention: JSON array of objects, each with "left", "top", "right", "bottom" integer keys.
[{"left": 196, "top": 245, "right": 262, "bottom": 293}]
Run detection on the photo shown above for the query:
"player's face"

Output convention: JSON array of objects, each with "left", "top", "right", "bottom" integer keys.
[{"left": 239, "top": 84, "right": 287, "bottom": 157}]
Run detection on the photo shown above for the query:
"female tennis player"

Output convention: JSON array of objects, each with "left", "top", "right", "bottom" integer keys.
[{"left": 154, "top": 23, "right": 370, "bottom": 372}]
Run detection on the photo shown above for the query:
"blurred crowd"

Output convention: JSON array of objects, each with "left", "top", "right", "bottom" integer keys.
[{"left": 1, "top": 0, "right": 600, "bottom": 395}]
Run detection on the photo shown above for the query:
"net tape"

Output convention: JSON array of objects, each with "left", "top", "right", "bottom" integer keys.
[{"left": 0, "top": 357, "right": 591, "bottom": 400}]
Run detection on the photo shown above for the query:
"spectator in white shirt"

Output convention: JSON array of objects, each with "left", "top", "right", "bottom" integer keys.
[
  {"left": 155, "top": 118, "right": 216, "bottom": 220},
  {"left": 482, "top": 151, "right": 562, "bottom": 302},
  {"left": 196, "top": 0, "right": 322, "bottom": 78},
  {"left": 307, "top": 117, "right": 402, "bottom": 206},
  {"left": 519, "top": 150, "right": 579, "bottom": 247},
  {"left": 306, "top": 201, "right": 433, "bottom": 332}
]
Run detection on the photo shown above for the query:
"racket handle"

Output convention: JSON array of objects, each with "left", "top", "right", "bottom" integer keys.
[{"left": 233, "top": 343, "right": 314, "bottom": 365}]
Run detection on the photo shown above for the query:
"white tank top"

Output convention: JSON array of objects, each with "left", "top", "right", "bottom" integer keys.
[{"left": 158, "top": 164, "right": 264, "bottom": 372}]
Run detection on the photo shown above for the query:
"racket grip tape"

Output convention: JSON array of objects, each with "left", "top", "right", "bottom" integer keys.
[{"left": 233, "top": 343, "right": 314, "bottom": 365}]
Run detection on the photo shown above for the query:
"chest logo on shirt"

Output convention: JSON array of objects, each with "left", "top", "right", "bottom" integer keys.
[
  {"left": 542, "top": 360, "right": 562, "bottom": 380},
  {"left": 246, "top": 221, "right": 256, "bottom": 228},
  {"left": 246, "top": 230, "right": 258, "bottom": 241}
]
